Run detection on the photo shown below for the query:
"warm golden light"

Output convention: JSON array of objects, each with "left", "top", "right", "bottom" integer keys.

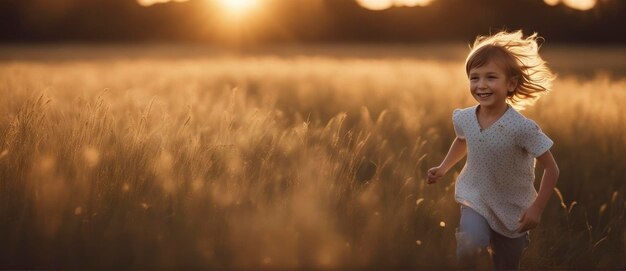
[
  {"left": 356, "top": 0, "right": 392, "bottom": 10},
  {"left": 218, "top": 0, "right": 259, "bottom": 16},
  {"left": 136, "top": 0, "right": 597, "bottom": 12},
  {"left": 356, "top": 0, "right": 434, "bottom": 11},
  {"left": 563, "top": 0, "right": 596, "bottom": 10},
  {"left": 355, "top": 0, "right": 596, "bottom": 11},
  {"left": 544, "top": 0, "right": 597, "bottom": 10}
]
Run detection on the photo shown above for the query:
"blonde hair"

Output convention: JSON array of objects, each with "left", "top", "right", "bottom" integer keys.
[{"left": 465, "top": 30, "right": 556, "bottom": 110}]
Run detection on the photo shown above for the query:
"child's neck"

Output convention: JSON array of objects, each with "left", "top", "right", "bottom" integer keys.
[{"left": 477, "top": 103, "right": 509, "bottom": 117}]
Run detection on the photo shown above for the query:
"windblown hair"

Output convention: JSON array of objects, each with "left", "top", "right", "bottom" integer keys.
[{"left": 465, "top": 30, "right": 556, "bottom": 110}]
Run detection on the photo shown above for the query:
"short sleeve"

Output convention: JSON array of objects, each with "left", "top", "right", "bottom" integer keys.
[
  {"left": 518, "top": 119, "right": 553, "bottom": 157},
  {"left": 452, "top": 109, "right": 465, "bottom": 139}
]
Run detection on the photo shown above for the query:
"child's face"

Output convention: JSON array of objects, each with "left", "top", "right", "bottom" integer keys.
[{"left": 468, "top": 60, "right": 516, "bottom": 109}]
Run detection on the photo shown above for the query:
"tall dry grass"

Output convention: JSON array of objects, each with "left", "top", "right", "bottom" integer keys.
[{"left": 0, "top": 45, "right": 624, "bottom": 269}]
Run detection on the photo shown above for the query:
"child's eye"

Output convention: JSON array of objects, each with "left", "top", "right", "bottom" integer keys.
[{"left": 470, "top": 77, "right": 478, "bottom": 81}]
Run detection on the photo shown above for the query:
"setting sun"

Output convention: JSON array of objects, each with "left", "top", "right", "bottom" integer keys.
[{"left": 218, "top": 0, "right": 259, "bottom": 16}]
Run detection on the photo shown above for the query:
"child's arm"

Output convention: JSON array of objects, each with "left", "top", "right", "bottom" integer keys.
[
  {"left": 517, "top": 150, "right": 560, "bottom": 232},
  {"left": 426, "top": 137, "right": 467, "bottom": 184}
]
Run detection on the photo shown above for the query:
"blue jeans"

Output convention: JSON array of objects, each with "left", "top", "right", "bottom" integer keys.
[{"left": 456, "top": 205, "right": 529, "bottom": 270}]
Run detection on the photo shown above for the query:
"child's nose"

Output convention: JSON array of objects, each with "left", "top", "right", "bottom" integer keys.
[{"left": 477, "top": 80, "right": 488, "bottom": 89}]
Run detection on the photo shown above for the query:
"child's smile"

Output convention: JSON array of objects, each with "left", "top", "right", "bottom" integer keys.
[{"left": 476, "top": 92, "right": 493, "bottom": 98}]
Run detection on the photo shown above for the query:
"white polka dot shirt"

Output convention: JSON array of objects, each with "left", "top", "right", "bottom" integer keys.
[{"left": 453, "top": 104, "right": 553, "bottom": 238}]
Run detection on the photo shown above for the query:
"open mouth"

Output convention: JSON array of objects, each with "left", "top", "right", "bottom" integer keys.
[{"left": 476, "top": 93, "right": 493, "bottom": 98}]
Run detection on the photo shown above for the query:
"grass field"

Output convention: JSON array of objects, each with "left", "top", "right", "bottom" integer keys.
[{"left": 0, "top": 44, "right": 625, "bottom": 269}]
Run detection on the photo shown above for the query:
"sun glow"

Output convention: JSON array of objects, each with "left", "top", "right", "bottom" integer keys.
[
  {"left": 354, "top": 0, "right": 596, "bottom": 11},
  {"left": 138, "top": 0, "right": 261, "bottom": 16},
  {"left": 356, "top": 0, "right": 434, "bottom": 10},
  {"left": 544, "top": 0, "right": 597, "bottom": 10},
  {"left": 137, "top": 0, "right": 597, "bottom": 12},
  {"left": 218, "top": 0, "right": 259, "bottom": 16}
]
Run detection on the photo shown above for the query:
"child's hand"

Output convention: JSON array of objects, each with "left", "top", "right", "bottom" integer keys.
[
  {"left": 426, "top": 166, "right": 445, "bottom": 184},
  {"left": 517, "top": 205, "right": 542, "bottom": 233}
]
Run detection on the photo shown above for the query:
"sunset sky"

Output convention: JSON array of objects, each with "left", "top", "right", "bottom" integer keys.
[
  {"left": 136, "top": 0, "right": 598, "bottom": 10},
  {"left": 1, "top": 0, "right": 624, "bottom": 44}
]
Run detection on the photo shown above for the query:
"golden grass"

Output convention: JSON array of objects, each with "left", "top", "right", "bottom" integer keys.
[{"left": 0, "top": 45, "right": 624, "bottom": 269}]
